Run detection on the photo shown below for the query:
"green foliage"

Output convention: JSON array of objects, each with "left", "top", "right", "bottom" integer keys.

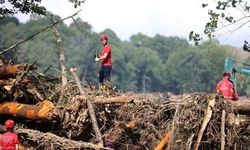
[
  {"left": 68, "top": 0, "right": 86, "bottom": 8},
  {"left": 0, "top": 16, "right": 20, "bottom": 25},
  {"left": 0, "top": 15, "right": 246, "bottom": 95},
  {"left": 189, "top": 31, "right": 202, "bottom": 46},
  {"left": 0, "top": 0, "right": 85, "bottom": 18},
  {"left": 190, "top": 0, "right": 248, "bottom": 45},
  {"left": 0, "top": 0, "right": 46, "bottom": 17}
]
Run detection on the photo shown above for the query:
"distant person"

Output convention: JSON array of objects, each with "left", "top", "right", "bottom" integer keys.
[
  {"left": 216, "top": 71, "right": 239, "bottom": 100},
  {"left": 95, "top": 34, "right": 112, "bottom": 90},
  {"left": 0, "top": 119, "right": 19, "bottom": 150}
]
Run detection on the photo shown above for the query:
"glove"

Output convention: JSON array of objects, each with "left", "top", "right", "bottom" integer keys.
[
  {"left": 94, "top": 54, "right": 100, "bottom": 62},
  {"left": 105, "top": 139, "right": 113, "bottom": 148},
  {"left": 95, "top": 57, "right": 100, "bottom": 62}
]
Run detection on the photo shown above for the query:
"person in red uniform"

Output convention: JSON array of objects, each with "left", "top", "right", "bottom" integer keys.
[
  {"left": 95, "top": 34, "right": 112, "bottom": 89},
  {"left": 216, "top": 71, "right": 239, "bottom": 100},
  {"left": 0, "top": 119, "right": 19, "bottom": 150}
]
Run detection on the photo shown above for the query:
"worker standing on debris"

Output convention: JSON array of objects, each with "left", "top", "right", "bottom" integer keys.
[
  {"left": 0, "top": 119, "right": 19, "bottom": 150},
  {"left": 95, "top": 34, "right": 112, "bottom": 90},
  {"left": 216, "top": 71, "right": 239, "bottom": 100}
]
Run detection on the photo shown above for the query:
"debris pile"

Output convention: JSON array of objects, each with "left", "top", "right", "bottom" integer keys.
[{"left": 0, "top": 60, "right": 250, "bottom": 150}]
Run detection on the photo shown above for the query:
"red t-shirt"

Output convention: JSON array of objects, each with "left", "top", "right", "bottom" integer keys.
[
  {"left": 216, "top": 77, "right": 234, "bottom": 100},
  {"left": 0, "top": 132, "right": 19, "bottom": 150},
  {"left": 101, "top": 44, "right": 112, "bottom": 66}
]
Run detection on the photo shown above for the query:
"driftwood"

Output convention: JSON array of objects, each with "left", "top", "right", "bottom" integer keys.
[
  {"left": 193, "top": 96, "right": 216, "bottom": 150},
  {"left": 0, "top": 100, "right": 57, "bottom": 121},
  {"left": 16, "top": 128, "right": 112, "bottom": 150},
  {"left": 70, "top": 67, "right": 103, "bottom": 146}
]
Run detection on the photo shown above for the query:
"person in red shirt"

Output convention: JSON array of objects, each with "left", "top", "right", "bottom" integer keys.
[
  {"left": 95, "top": 34, "right": 112, "bottom": 89},
  {"left": 216, "top": 71, "right": 239, "bottom": 100},
  {"left": 0, "top": 119, "right": 19, "bottom": 150}
]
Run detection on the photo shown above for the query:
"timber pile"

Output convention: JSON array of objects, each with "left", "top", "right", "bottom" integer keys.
[
  {"left": 167, "top": 93, "right": 250, "bottom": 150},
  {"left": 0, "top": 60, "right": 250, "bottom": 149}
]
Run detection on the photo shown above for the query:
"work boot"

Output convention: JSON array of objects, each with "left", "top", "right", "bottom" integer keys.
[
  {"left": 104, "top": 82, "right": 113, "bottom": 93},
  {"left": 99, "top": 83, "right": 105, "bottom": 91}
]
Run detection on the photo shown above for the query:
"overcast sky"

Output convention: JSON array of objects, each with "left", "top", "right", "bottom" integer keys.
[{"left": 16, "top": 0, "right": 250, "bottom": 47}]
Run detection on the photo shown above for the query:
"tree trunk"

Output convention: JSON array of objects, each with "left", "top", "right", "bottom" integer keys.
[
  {"left": 51, "top": 15, "right": 68, "bottom": 86},
  {"left": 0, "top": 100, "right": 57, "bottom": 121},
  {"left": 16, "top": 128, "right": 111, "bottom": 150},
  {"left": 70, "top": 67, "right": 103, "bottom": 146}
]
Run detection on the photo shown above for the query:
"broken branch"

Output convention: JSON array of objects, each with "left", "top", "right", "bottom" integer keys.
[{"left": 193, "top": 96, "right": 216, "bottom": 150}]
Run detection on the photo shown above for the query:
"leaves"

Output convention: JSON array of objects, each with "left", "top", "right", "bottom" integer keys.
[
  {"left": 202, "top": 3, "right": 208, "bottom": 8},
  {"left": 0, "top": 0, "right": 85, "bottom": 17},
  {"left": 189, "top": 31, "right": 202, "bottom": 46},
  {"left": 190, "top": 0, "right": 249, "bottom": 45},
  {"left": 68, "top": 0, "right": 86, "bottom": 8},
  {"left": 0, "top": 0, "right": 46, "bottom": 17}
]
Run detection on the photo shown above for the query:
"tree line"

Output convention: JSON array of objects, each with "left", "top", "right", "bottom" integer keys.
[{"left": 0, "top": 14, "right": 249, "bottom": 96}]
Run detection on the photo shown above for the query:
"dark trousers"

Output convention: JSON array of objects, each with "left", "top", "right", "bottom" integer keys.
[{"left": 99, "top": 66, "right": 112, "bottom": 84}]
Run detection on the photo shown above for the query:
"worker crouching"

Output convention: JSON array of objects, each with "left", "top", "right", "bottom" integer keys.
[{"left": 216, "top": 71, "right": 239, "bottom": 100}]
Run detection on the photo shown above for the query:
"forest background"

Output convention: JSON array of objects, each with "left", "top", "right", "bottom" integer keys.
[{"left": 1, "top": 14, "right": 250, "bottom": 96}]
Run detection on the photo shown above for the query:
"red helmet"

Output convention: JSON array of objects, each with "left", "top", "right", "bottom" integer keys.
[
  {"left": 99, "top": 34, "right": 108, "bottom": 41},
  {"left": 223, "top": 71, "right": 231, "bottom": 77},
  {"left": 5, "top": 119, "right": 14, "bottom": 129}
]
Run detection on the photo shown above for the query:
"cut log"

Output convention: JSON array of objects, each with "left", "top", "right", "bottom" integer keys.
[
  {"left": 0, "top": 100, "right": 58, "bottom": 121},
  {"left": 0, "top": 64, "right": 25, "bottom": 79},
  {"left": 16, "top": 128, "right": 112, "bottom": 150}
]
